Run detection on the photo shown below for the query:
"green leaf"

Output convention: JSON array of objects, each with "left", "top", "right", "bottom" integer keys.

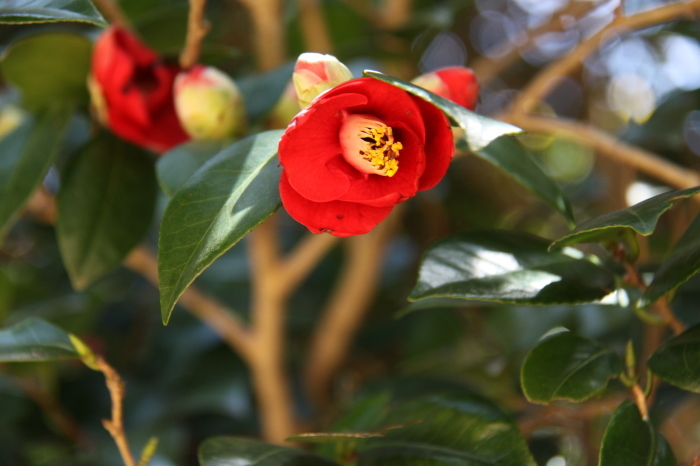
[
  {"left": 520, "top": 330, "right": 623, "bottom": 404},
  {"left": 198, "top": 437, "right": 337, "bottom": 466},
  {"left": 57, "top": 132, "right": 157, "bottom": 290},
  {"left": 641, "top": 211, "right": 700, "bottom": 307},
  {"left": 287, "top": 432, "right": 385, "bottom": 444},
  {"left": 1, "top": 32, "right": 93, "bottom": 109},
  {"left": 0, "top": 0, "right": 106, "bottom": 26},
  {"left": 0, "top": 317, "right": 79, "bottom": 362},
  {"left": 357, "top": 392, "right": 536, "bottom": 465},
  {"left": 364, "top": 70, "right": 522, "bottom": 152},
  {"left": 470, "top": 137, "right": 574, "bottom": 225},
  {"left": 156, "top": 140, "right": 228, "bottom": 198},
  {"left": 408, "top": 230, "right": 616, "bottom": 306},
  {"left": 159, "top": 130, "right": 284, "bottom": 324},
  {"left": 238, "top": 62, "right": 295, "bottom": 122},
  {"left": 550, "top": 186, "right": 700, "bottom": 251},
  {"left": 648, "top": 323, "right": 700, "bottom": 393},
  {"left": 0, "top": 105, "right": 72, "bottom": 240},
  {"left": 599, "top": 401, "right": 676, "bottom": 466}
]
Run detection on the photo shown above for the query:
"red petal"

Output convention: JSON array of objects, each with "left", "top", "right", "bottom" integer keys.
[
  {"left": 413, "top": 96, "right": 455, "bottom": 191},
  {"left": 280, "top": 171, "right": 393, "bottom": 237},
  {"left": 279, "top": 92, "right": 367, "bottom": 202}
]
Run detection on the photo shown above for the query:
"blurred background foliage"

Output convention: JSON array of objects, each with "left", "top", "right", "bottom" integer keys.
[{"left": 1, "top": 0, "right": 700, "bottom": 465}]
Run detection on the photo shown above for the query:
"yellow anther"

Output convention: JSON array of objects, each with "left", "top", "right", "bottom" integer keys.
[{"left": 339, "top": 115, "right": 402, "bottom": 177}]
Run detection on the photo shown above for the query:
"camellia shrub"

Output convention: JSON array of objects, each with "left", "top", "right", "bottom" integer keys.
[{"left": 1, "top": 0, "right": 700, "bottom": 465}]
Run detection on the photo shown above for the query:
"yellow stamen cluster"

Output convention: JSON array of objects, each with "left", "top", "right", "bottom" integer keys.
[{"left": 357, "top": 123, "right": 402, "bottom": 177}]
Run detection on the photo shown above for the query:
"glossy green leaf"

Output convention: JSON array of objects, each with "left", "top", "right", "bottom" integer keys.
[
  {"left": 364, "top": 70, "right": 522, "bottom": 152},
  {"left": 198, "top": 437, "right": 337, "bottom": 466},
  {"left": 0, "top": 317, "right": 78, "bottom": 362},
  {"left": 0, "top": 105, "right": 72, "bottom": 240},
  {"left": 648, "top": 323, "right": 700, "bottom": 393},
  {"left": 1, "top": 32, "right": 92, "bottom": 109},
  {"left": 641, "top": 211, "right": 700, "bottom": 307},
  {"left": 0, "top": 0, "right": 106, "bottom": 26},
  {"left": 357, "top": 392, "right": 536, "bottom": 465},
  {"left": 57, "top": 132, "right": 157, "bottom": 290},
  {"left": 550, "top": 186, "right": 700, "bottom": 251},
  {"left": 599, "top": 401, "right": 676, "bottom": 466},
  {"left": 159, "top": 130, "right": 284, "bottom": 324},
  {"left": 287, "top": 432, "right": 385, "bottom": 444},
  {"left": 521, "top": 330, "right": 623, "bottom": 404},
  {"left": 156, "top": 140, "right": 228, "bottom": 197},
  {"left": 409, "top": 230, "right": 615, "bottom": 306}
]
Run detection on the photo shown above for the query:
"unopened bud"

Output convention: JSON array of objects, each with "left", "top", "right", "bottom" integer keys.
[
  {"left": 412, "top": 66, "right": 479, "bottom": 111},
  {"left": 293, "top": 53, "right": 353, "bottom": 108},
  {"left": 174, "top": 65, "right": 245, "bottom": 140},
  {"left": 0, "top": 104, "right": 26, "bottom": 138},
  {"left": 269, "top": 81, "right": 301, "bottom": 129}
]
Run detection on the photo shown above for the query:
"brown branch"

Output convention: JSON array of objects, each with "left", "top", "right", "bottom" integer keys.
[
  {"left": 278, "top": 233, "right": 339, "bottom": 295},
  {"left": 378, "top": 0, "right": 413, "bottom": 31},
  {"left": 96, "top": 356, "right": 136, "bottom": 466},
  {"left": 511, "top": 0, "right": 700, "bottom": 116},
  {"left": 296, "top": 0, "right": 333, "bottom": 53},
  {"left": 238, "top": 0, "right": 286, "bottom": 71},
  {"left": 656, "top": 297, "right": 686, "bottom": 336},
  {"left": 518, "top": 394, "right": 625, "bottom": 436},
  {"left": 304, "top": 207, "right": 402, "bottom": 407},
  {"left": 180, "top": 0, "right": 212, "bottom": 69},
  {"left": 92, "top": 0, "right": 133, "bottom": 29},
  {"left": 631, "top": 384, "right": 649, "bottom": 420}
]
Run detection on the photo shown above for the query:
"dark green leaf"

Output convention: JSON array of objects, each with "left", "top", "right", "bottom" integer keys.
[
  {"left": 0, "top": 317, "right": 78, "bottom": 362},
  {"left": 239, "top": 62, "right": 295, "bottom": 122},
  {"left": 648, "top": 323, "right": 700, "bottom": 393},
  {"left": 287, "top": 432, "right": 385, "bottom": 444},
  {"left": 641, "top": 211, "right": 700, "bottom": 307},
  {"left": 471, "top": 137, "right": 574, "bottom": 225},
  {"left": 364, "top": 70, "right": 522, "bottom": 152},
  {"left": 159, "top": 130, "right": 284, "bottom": 324},
  {"left": 156, "top": 140, "right": 228, "bottom": 197},
  {"left": 409, "top": 230, "right": 616, "bottom": 306},
  {"left": 357, "top": 392, "right": 536, "bottom": 465},
  {"left": 57, "top": 132, "right": 157, "bottom": 290},
  {"left": 521, "top": 330, "right": 623, "bottom": 404},
  {"left": 198, "top": 437, "right": 337, "bottom": 466},
  {"left": 1, "top": 32, "right": 93, "bottom": 109},
  {"left": 599, "top": 401, "right": 676, "bottom": 466},
  {"left": 550, "top": 186, "right": 700, "bottom": 251},
  {"left": 0, "top": 0, "right": 106, "bottom": 26},
  {"left": 0, "top": 105, "right": 72, "bottom": 240}
]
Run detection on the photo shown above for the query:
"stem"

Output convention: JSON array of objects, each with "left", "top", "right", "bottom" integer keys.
[
  {"left": 239, "top": 0, "right": 286, "bottom": 71},
  {"left": 631, "top": 384, "right": 649, "bottom": 420},
  {"left": 656, "top": 297, "right": 686, "bottom": 336},
  {"left": 96, "top": 356, "right": 136, "bottom": 466},
  {"left": 92, "top": 0, "right": 133, "bottom": 29},
  {"left": 179, "top": 0, "right": 212, "bottom": 69},
  {"left": 278, "top": 233, "right": 339, "bottom": 296},
  {"left": 296, "top": 0, "right": 333, "bottom": 53}
]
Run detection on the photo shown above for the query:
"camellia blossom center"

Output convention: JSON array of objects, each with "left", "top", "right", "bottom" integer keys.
[{"left": 339, "top": 114, "right": 402, "bottom": 177}]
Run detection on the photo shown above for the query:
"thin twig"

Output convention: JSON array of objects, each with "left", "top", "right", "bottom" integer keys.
[
  {"left": 96, "top": 356, "right": 136, "bottom": 466},
  {"left": 278, "top": 233, "right": 340, "bottom": 296},
  {"left": 180, "top": 0, "right": 212, "bottom": 69},
  {"left": 656, "top": 297, "right": 686, "bottom": 336},
  {"left": 511, "top": 0, "right": 700, "bottom": 116},
  {"left": 91, "top": 0, "right": 133, "bottom": 29},
  {"left": 631, "top": 384, "right": 649, "bottom": 420},
  {"left": 238, "top": 0, "right": 286, "bottom": 71},
  {"left": 296, "top": 0, "right": 333, "bottom": 53}
]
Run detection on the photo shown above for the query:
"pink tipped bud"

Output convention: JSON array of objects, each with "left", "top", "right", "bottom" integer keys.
[
  {"left": 174, "top": 65, "right": 245, "bottom": 140},
  {"left": 293, "top": 53, "right": 353, "bottom": 108},
  {"left": 412, "top": 66, "right": 479, "bottom": 111}
]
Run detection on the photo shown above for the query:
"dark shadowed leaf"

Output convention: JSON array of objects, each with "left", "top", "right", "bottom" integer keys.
[
  {"left": 0, "top": 105, "right": 72, "bottom": 240},
  {"left": 641, "top": 211, "right": 700, "bottom": 307},
  {"left": 57, "top": 132, "right": 157, "bottom": 290},
  {"left": 409, "top": 230, "right": 615, "bottom": 306},
  {"left": 550, "top": 186, "right": 700, "bottom": 251},
  {"left": 0, "top": 317, "right": 78, "bottom": 362},
  {"left": 599, "top": 401, "right": 676, "bottom": 466},
  {"left": 238, "top": 62, "right": 295, "bottom": 122},
  {"left": 648, "top": 323, "right": 700, "bottom": 393},
  {"left": 364, "top": 70, "right": 522, "bottom": 152},
  {"left": 0, "top": 0, "right": 106, "bottom": 26},
  {"left": 521, "top": 330, "right": 623, "bottom": 404},
  {"left": 159, "top": 130, "right": 284, "bottom": 324},
  {"left": 357, "top": 392, "right": 536, "bottom": 465},
  {"left": 198, "top": 437, "right": 337, "bottom": 466},
  {"left": 1, "top": 32, "right": 92, "bottom": 109},
  {"left": 156, "top": 140, "right": 229, "bottom": 197}
]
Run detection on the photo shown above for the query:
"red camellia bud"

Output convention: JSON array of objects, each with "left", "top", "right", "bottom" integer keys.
[
  {"left": 88, "top": 27, "right": 189, "bottom": 153},
  {"left": 412, "top": 66, "right": 479, "bottom": 111},
  {"left": 279, "top": 78, "right": 454, "bottom": 237},
  {"left": 293, "top": 52, "right": 353, "bottom": 108}
]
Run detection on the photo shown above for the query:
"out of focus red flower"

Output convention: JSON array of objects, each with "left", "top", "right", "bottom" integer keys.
[
  {"left": 412, "top": 66, "right": 479, "bottom": 110},
  {"left": 279, "top": 78, "right": 454, "bottom": 237},
  {"left": 88, "top": 26, "right": 189, "bottom": 153}
]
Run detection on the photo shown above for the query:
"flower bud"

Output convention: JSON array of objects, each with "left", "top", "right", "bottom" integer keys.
[
  {"left": 269, "top": 81, "right": 301, "bottom": 129},
  {"left": 293, "top": 53, "right": 353, "bottom": 108},
  {"left": 174, "top": 65, "right": 245, "bottom": 140},
  {"left": 0, "top": 104, "right": 26, "bottom": 138},
  {"left": 412, "top": 66, "right": 479, "bottom": 111}
]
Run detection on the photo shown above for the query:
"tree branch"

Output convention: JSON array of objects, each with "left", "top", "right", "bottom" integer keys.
[
  {"left": 180, "top": 0, "right": 212, "bottom": 69},
  {"left": 278, "top": 233, "right": 339, "bottom": 296},
  {"left": 238, "top": 0, "right": 286, "bottom": 71},
  {"left": 96, "top": 356, "right": 136, "bottom": 466},
  {"left": 296, "top": 0, "right": 333, "bottom": 53}
]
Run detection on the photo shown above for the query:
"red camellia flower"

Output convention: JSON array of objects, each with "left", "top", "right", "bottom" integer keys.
[
  {"left": 88, "top": 27, "right": 189, "bottom": 153},
  {"left": 412, "top": 66, "right": 479, "bottom": 111},
  {"left": 279, "top": 78, "right": 454, "bottom": 237}
]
